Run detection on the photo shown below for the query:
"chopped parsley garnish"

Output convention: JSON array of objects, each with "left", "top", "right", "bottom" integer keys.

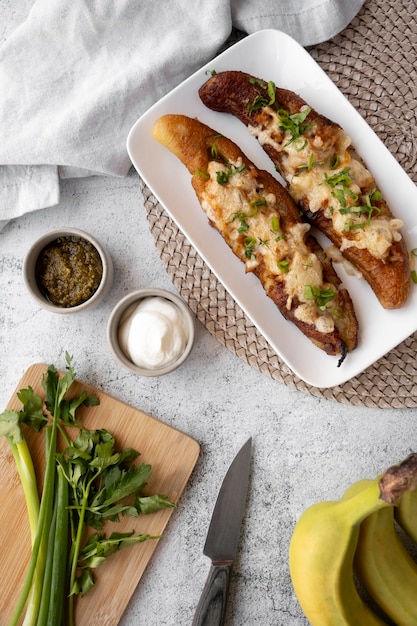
[
  {"left": 244, "top": 236, "right": 256, "bottom": 258},
  {"left": 341, "top": 190, "right": 382, "bottom": 231},
  {"left": 249, "top": 77, "right": 268, "bottom": 89},
  {"left": 277, "top": 106, "right": 312, "bottom": 146},
  {"left": 247, "top": 79, "right": 276, "bottom": 111},
  {"left": 243, "top": 235, "right": 270, "bottom": 259},
  {"left": 231, "top": 211, "right": 250, "bottom": 233},
  {"left": 304, "top": 285, "right": 336, "bottom": 310},
  {"left": 332, "top": 187, "right": 358, "bottom": 209},
  {"left": 324, "top": 167, "right": 353, "bottom": 188},
  {"left": 216, "top": 170, "right": 229, "bottom": 185},
  {"left": 324, "top": 168, "right": 382, "bottom": 230},
  {"left": 247, "top": 95, "right": 269, "bottom": 111},
  {"left": 230, "top": 201, "right": 260, "bottom": 233},
  {"left": 216, "top": 162, "right": 245, "bottom": 185},
  {"left": 250, "top": 196, "right": 267, "bottom": 209}
]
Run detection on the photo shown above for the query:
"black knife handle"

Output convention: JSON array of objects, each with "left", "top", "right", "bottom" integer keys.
[{"left": 192, "top": 562, "right": 232, "bottom": 626}]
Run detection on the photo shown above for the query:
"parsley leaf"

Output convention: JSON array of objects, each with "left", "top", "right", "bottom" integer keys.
[{"left": 277, "top": 107, "right": 312, "bottom": 145}]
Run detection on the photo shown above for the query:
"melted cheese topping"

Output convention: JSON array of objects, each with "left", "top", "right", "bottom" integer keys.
[
  {"left": 200, "top": 159, "right": 336, "bottom": 333},
  {"left": 249, "top": 107, "right": 403, "bottom": 261},
  {"left": 326, "top": 245, "right": 362, "bottom": 278}
]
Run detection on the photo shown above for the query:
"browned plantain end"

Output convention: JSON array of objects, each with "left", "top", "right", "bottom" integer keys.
[
  {"left": 152, "top": 114, "right": 358, "bottom": 361},
  {"left": 199, "top": 70, "right": 410, "bottom": 309}
]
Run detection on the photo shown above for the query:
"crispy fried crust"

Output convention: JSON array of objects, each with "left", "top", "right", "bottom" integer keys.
[
  {"left": 152, "top": 114, "right": 358, "bottom": 359},
  {"left": 199, "top": 70, "right": 410, "bottom": 309}
]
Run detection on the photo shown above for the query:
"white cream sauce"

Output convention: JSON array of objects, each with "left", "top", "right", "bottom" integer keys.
[{"left": 118, "top": 296, "right": 188, "bottom": 368}]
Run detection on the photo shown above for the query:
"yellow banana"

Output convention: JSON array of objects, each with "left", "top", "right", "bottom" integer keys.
[
  {"left": 289, "top": 480, "right": 387, "bottom": 625},
  {"left": 345, "top": 479, "right": 417, "bottom": 626},
  {"left": 289, "top": 454, "right": 417, "bottom": 626},
  {"left": 396, "top": 487, "right": 417, "bottom": 544}
]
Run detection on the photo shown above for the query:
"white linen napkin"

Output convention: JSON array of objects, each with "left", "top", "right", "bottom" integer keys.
[{"left": 0, "top": 0, "right": 364, "bottom": 228}]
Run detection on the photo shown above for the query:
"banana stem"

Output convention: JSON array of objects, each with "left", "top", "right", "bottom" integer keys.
[{"left": 378, "top": 452, "right": 417, "bottom": 504}]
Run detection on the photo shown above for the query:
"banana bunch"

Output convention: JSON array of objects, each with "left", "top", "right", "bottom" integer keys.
[{"left": 289, "top": 453, "right": 417, "bottom": 626}]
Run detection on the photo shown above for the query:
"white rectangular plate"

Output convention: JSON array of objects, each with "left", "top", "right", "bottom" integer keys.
[{"left": 127, "top": 29, "right": 417, "bottom": 389}]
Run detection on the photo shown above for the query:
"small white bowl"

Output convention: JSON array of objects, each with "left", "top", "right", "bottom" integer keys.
[
  {"left": 23, "top": 228, "right": 113, "bottom": 314},
  {"left": 107, "top": 288, "right": 195, "bottom": 376}
]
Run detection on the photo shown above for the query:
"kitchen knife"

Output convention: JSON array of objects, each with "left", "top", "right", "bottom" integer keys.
[{"left": 192, "top": 438, "right": 252, "bottom": 626}]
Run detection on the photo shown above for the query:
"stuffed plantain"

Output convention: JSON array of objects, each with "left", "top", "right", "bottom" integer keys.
[
  {"left": 152, "top": 114, "right": 358, "bottom": 362},
  {"left": 199, "top": 70, "right": 410, "bottom": 309}
]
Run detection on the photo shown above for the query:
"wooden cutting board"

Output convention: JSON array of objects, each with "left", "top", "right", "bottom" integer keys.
[{"left": 0, "top": 364, "right": 200, "bottom": 626}]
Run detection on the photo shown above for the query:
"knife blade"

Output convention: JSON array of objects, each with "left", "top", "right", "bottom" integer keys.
[{"left": 192, "top": 438, "right": 252, "bottom": 626}]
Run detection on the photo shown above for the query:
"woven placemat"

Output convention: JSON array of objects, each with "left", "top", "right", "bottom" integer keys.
[{"left": 140, "top": 0, "right": 417, "bottom": 408}]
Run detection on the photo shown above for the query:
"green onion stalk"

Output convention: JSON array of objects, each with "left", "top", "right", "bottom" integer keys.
[
  {"left": 7, "top": 435, "right": 43, "bottom": 626},
  {"left": 7, "top": 400, "right": 60, "bottom": 626},
  {"left": 3, "top": 358, "right": 76, "bottom": 626}
]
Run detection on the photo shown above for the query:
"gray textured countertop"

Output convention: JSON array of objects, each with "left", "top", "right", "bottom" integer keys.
[{"left": 1, "top": 3, "right": 417, "bottom": 626}]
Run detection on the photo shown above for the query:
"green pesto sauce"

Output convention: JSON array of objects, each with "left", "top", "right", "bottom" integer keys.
[{"left": 35, "top": 236, "right": 103, "bottom": 307}]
